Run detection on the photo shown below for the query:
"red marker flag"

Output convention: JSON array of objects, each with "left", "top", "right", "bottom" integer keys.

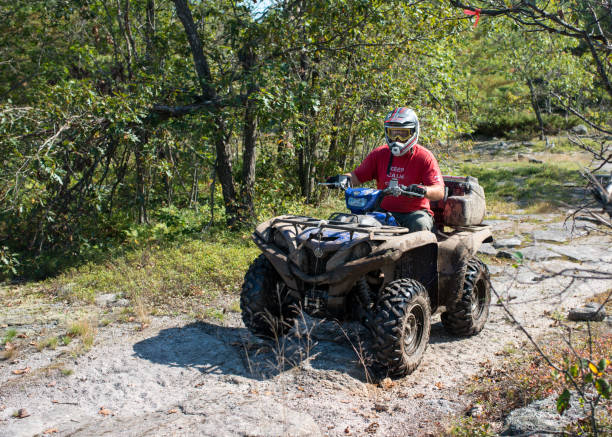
[{"left": 463, "top": 8, "right": 481, "bottom": 28}]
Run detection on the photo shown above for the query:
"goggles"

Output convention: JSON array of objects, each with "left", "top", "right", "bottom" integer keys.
[{"left": 385, "top": 126, "right": 416, "bottom": 143}]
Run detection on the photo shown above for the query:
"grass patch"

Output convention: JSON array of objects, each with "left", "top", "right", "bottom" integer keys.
[
  {"left": 202, "top": 307, "right": 225, "bottom": 321},
  {"left": 459, "top": 160, "right": 584, "bottom": 211},
  {"left": 523, "top": 201, "right": 558, "bottom": 214},
  {"left": 37, "top": 336, "right": 59, "bottom": 351},
  {"left": 68, "top": 319, "right": 96, "bottom": 351},
  {"left": 39, "top": 235, "right": 260, "bottom": 313},
  {"left": 526, "top": 136, "right": 600, "bottom": 154},
  {"left": 2, "top": 328, "right": 17, "bottom": 345},
  {"left": 228, "top": 300, "right": 241, "bottom": 313},
  {"left": 60, "top": 368, "right": 73, "bottom": 376}
]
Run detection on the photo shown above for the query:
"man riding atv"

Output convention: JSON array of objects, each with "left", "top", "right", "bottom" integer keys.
[
  {"left": 331, "top": 107, "right": 445, "bottom": 232},
  {"left": 241, "top": 106, "right": 492, "bottom": 377}
]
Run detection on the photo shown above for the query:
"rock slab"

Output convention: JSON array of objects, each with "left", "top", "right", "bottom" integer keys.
[
  {"left": 503, "top": 392, "right": 585, "bottom": 435},
  {"left": 568, "top": 303, "right": 607, "bottom": 322}
]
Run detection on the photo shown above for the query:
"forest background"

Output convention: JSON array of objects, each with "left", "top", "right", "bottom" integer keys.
[{"left": 0, "top": 0, "right": 610, "bottom": 280}]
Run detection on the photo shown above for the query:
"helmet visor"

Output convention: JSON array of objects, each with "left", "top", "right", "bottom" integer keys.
[{"left": 386, "top": 127, "right": 415, "bottom": 143}]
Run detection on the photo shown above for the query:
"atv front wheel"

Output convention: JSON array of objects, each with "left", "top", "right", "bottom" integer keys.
[
  {"left": 441, "top": 257, "right": 490, "bottom": 336},
  {"left": 370, "top": 279, "right": 431, "bottom": 377},
  {"left": 240, "top": 255, "right": 299, "bottom": 338}
]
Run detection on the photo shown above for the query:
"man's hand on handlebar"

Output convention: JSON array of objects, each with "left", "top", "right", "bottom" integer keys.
[
  {"left": 383, "top": 183, "right": 426, "bottom": 198},
  {"left": 405, "top": 184, "right": 427, "bottom": 197}
]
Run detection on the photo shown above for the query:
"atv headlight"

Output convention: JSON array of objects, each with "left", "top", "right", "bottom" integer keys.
[{"left": 347, "top": 196, "right": 367, "bottom": 208}]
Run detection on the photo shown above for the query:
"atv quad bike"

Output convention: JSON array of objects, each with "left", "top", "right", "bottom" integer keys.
[{"left": 240, "top": 176, "right": 492, "bottom": 377}]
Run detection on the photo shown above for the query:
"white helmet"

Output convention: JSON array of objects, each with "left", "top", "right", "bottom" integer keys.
[{"left": 384, "top": 107, "right": 419, "bottom": 156}]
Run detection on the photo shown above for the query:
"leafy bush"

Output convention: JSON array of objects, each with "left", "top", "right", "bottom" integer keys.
[{"left": 473, "top": 113, "right": 580, "bottom": 139}]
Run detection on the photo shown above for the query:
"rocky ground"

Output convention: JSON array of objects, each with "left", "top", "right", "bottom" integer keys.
[{"left": 1, "top": 210, "right": 611, "bottom": 437}]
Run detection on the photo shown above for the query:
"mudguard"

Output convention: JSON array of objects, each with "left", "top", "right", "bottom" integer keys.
[{"left": 437, "top": 225, "right": 492, "bottom": 308}]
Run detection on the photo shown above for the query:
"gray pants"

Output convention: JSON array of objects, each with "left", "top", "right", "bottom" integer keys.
[{"left": 391, "top": 210, "right": 434, "bottom": 232}]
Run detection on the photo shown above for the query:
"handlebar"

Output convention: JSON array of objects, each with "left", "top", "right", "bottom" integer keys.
[
  {"left": 320, "top": 182, "right": 425, "bottom": 199},
  {"left": 381, "top": 185, "right": 425, "bottom": 199}
]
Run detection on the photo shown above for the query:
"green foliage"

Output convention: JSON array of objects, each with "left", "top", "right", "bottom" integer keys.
[
  {"left": 0, "top": 246, "right": 20, "bottom": 278},
  {"left": 0, "top": 0, "right": 608, "bottom": 281},
  {"left": 557, "top": 388, "right": 571, "bottom": 414},
  {"left": 2, "top": 328, "right": 17, "bottom": 345},
  {"left": 473, "top": 113, "right": 580, "bottom": 139}
]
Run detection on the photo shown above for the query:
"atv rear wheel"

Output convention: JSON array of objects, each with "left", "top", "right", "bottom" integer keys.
[
  {"left": 370, "top": 279, "right": 431, "bottom": 377},
  {"left": 441, "top": 257, "right": 490, "bottom": 336},
  {"left": 240, "top": 255, "right": 299, "bottom": 338}
]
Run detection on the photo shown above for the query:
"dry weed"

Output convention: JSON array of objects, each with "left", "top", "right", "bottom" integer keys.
[
  {"left": 134, "top": 294, "right": 151, "bottom": 327},
  {"left": 68, "top": 318, "right": 97, "bottom": 351}
]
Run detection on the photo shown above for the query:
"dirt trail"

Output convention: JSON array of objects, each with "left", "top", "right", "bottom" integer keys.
[{"left": 1, "top": 213, "right": 611, "bottom": 436}]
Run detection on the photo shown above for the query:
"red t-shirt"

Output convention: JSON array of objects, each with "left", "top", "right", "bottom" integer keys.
[{"left": 353, "top": 144, "right": 443, "bottom": 215}]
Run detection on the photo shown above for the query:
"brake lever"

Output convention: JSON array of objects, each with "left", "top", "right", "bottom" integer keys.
[{"left": 400, "top": 189, "right": 424, "bottom": 199}]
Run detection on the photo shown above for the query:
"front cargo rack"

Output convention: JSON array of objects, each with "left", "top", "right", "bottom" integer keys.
[{"left": 271, "top": 215, "right": 412, "bottom": 239}]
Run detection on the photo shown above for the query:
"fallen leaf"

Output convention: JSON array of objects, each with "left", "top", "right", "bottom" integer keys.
[
  {"left": 98, "top": 407, "right": 112, "bottom": 416},
  {"left": 379, "top": 377, "right": 394, "bottom": 390},
  {"left": 365, "top": 422, "right": 379, "bottom": 434},
  {"left": 414, "top": 393, "right": 425, "bottom": 399},
  {"left": 16, "top": 333, "right": 27, "bottom": 338},
  {"left": 435, "top": 382, "right": 444, "bottom": 389},
  {"left": 374, "top": 403, "right": 388, "bottom": 412},
  {"left": 344, "top": 426, "right": 352, "bottom": 435},
  {"left": 297, "top": 386, "right": 305, "bottom": 391},
  {"left": 248, "top": 389, "right": 258, "bottom": 394},
  {"left": 1, "top": 324, "right": 7, "bottom": 328},
  {"left": 47, "top": 381, "right": 56, "bottom": 387},
  {"left": 264, "top": 391, "right": 272, "bottom": 396},
  {"left": 29, "top": 342, "right": 36, "bottom": 346},
  {"left": 12, "top": 367, "right": 30, "bottom": 375},
  {"left": 0, "top": 405, "right": 5, "bottom": 411},
  {"left": 43, "top": 428, "right": 58, "bottom": 434},
  {"left": 16, "top": 408, "right": 30, "bottom": 418},
  {"left": 128, "top": 317, "right": 135, "bottom": 322},
  {"left": 168, "top": 408, "right": 178, "bottom": 414}
]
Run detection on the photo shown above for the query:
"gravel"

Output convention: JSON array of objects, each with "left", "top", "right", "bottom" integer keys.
[{"left": 2, "top": 214, "right": 611, "bottom": 436}]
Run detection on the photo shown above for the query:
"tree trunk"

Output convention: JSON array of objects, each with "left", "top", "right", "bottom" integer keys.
[
  {"left": 145, "top": 0, "right": 155, "bottom": 65},
  {"left": 276, "top": 129, "right": 286, "bottom": 165},
  {"left": 527, "top": 78, "right": 545, "bottom": 140},
  {"left": 239, "top": 42, "right": 258, "bottom": 224},
  {"left": 328, "top": 104, "right": 341, "bottom": 159},
  {"left": 116, "top": 0, "right": 137, "bottom": 78},
  {"left": 172, "top": 0, "right": 239, "bottom": 226},
  {"left": 134, "top": 141, "right": 148, "bottom": 224},
  {"left": 213, "top": 119, "right": 239, "bottom": 226}
]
